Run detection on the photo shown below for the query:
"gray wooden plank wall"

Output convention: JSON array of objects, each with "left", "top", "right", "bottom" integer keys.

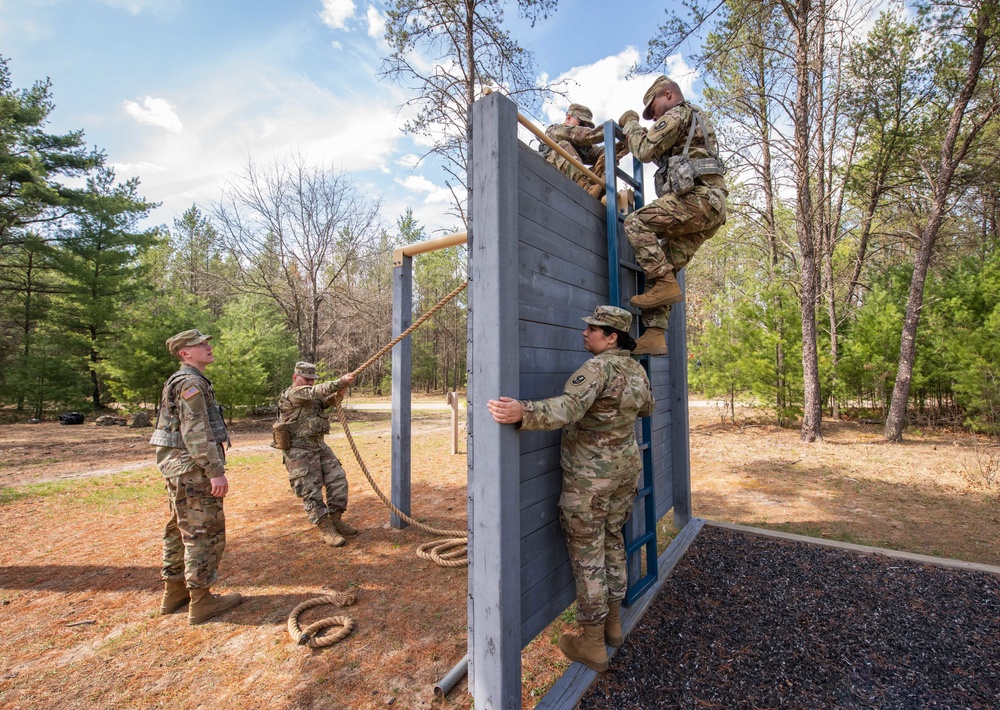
[
  {"left": 515, "top": 139, "right": 676, "bottom": 645},
  {"left": 468, "top": 93, "right": 688, "bottom": 709}
]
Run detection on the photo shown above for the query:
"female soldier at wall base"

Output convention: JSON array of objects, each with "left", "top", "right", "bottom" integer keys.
[{"left": 487, "top": 305, "right": 655, "bottom": 671}]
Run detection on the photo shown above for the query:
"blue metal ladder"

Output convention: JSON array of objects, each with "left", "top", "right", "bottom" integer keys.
[{"left": 601, "top": 120, "right": 658, "bottom": 606}]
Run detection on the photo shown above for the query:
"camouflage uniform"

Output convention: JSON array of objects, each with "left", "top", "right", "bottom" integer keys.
[
  {"left": 519, "top": 312, "right": 655, "bottom": 625},
  {"left": 151, "top": 361, "right": 230, "bottom": 589},
  {"left": 622, "top": 96, "right": 727, "bottom": 330},
  {"left": 543, "top": 103, "right": 607, "bottom": 199},
  {"left": 278, "top": 376, "right": 352, "bottom": 524}
]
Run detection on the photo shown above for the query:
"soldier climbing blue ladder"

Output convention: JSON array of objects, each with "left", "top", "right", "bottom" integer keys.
[{"left": 601, "top": 119, "right": 658, "bottom": 606}]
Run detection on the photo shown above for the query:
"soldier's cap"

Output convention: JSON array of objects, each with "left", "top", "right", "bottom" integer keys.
[
  {"left": 582, "top": 305, "right": 632, "bottom": 333},
  {"left": 567, "top": 103, "right": 595, "bottom": 128},
  {"left": 166, "top": 329, "right": 212, "bottom": 356},
  {"left": 294, "top": 361, "right": 319, "bottom": 380},
  {"left": 642, "top": 75, "right": 677, "bottom": 120}
]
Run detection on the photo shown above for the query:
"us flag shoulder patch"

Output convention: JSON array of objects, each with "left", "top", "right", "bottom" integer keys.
[{"left": 181, "top": 386, "right": 201, "bottom": 400}]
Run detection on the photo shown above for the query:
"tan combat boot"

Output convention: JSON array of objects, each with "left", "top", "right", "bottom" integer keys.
[
  {"left": 605, "top": 600, "right": 623, "bottom": 648},
  {"left": 317, "top": 514, "right": 345, "bottom": 547},
  {"left": 159, "top": 579, "right": 190, "bottom": 615},
  {"left": 634, "top": 328, "right": 667, "bottom": 357},
  {"left": 631, "top": 272, "right": 683, "bottom": 308},
  {"left": 616, "top": 188, "right": 635, "bottom": 214},
  {"left": 188, "top": 587, "right": 242, "bottom": 625},
  {"left": 558, "top": 622, "right": 609, "bottom": 672},
  {"left": 329, "top": 509, "right": 359, "bottom": 537}
]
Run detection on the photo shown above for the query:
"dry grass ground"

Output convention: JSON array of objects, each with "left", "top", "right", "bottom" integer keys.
[{"left": 1, "top": 398, "right": 998, "bottom": 709}]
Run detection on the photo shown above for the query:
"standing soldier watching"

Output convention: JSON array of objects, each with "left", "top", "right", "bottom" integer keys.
[
  {"left": 150, "top": 329, "right": 242, "bottom": 624},
  {"left": 277, "top": 362, "right": 359, "bottom": 547},
  {"left": 487, "top": 306, "right": 655, "bottom": 672},
  {"left": 618, "top": 76, "right": 727, "bottom": 356}
]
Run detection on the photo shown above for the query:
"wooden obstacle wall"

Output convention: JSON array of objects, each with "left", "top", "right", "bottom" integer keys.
[{"left": 467, "top": 92, "right": 690, "bottom": 709}]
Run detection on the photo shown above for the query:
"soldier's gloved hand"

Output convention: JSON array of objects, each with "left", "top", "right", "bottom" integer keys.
[
  {"left": 210, "top": 475, "right": 229, "bottom": 498},
  {"left": 618, "top": 110, "right": 640, "bottom": 128}
]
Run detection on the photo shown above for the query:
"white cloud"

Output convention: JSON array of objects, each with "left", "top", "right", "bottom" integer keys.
[
  {"left": 122, "top": 96, "right": 184, "bottom": 133},
  {"left": 111, "top": 160, "right": 167, "bottom": 174},
  {"left": 320, "top": 0, "right": 355, "bottom": 29},
  {"left": 100, "top": 0, "right": 178, "bottom": 17},
  {"left": 538, "top": 48, "right": 697, "bottom": 129},
  {"left": 396, "top": 153, "right": 421, "bottom": 169},
  {"left": 366, "top": 5, "right": 385, "bottom": 40}
]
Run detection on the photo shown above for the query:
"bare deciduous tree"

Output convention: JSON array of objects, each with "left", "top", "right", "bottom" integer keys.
[
  {"left": 380, "top": 0, "right": 558, "bottom": 224},
  {"left": 213, "top": 155, "right": 383, "bottom": 363}
]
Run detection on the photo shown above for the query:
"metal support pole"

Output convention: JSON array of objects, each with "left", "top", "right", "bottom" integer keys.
[{"left": 391, "top": 255, "right": 413, "bottom": 529}]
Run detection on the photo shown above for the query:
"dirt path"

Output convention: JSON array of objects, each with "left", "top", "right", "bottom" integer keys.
[{"left": 0, "top": 417, "right": 456, "bottom": 487}]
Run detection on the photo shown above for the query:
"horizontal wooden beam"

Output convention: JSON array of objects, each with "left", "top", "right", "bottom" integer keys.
[{"left": 392, "top": 231, "right": 467, "bottom": 267}]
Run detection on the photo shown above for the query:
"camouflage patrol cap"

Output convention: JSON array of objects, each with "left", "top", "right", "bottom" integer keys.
[
  {"left": 294, "top": 361, "right": 319, "bottom": 380},
  {"left": 642, "top": 75, "right": 675, "bottom": 120},
  {"left": 567, "top": 103, "right": 595, "bottom": 128},
  {"left": 582, "top": 305, "right": 632, "bottom": 333},
  {"left": 165, "top": 329, "right": 212, "bottom": 355}
]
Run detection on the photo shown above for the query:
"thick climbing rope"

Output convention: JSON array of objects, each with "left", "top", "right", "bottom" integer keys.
[
  {"left": 287, "top": 590, "right": 356, "bottom": 647},
  {"left": 287, "top": 281, "right": 469, "bottom": 648},
  {"left": 340, "top": 279, "right": 470, "bottom": 567}
]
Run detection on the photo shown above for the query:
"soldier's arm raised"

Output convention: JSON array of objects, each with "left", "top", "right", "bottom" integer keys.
[
  {"left": 519, "top": 362, "right": 606, "bottom": 431},
  {"left": 624, "top": 108, "right": 686, "bottom": 163}
]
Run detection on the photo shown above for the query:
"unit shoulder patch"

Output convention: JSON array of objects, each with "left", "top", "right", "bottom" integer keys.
[{"left": 572, "top": 375, "right": 587, "bottom": 385}]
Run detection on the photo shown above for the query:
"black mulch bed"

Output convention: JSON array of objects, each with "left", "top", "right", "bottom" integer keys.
[{"left": 580, "top": 527, "right": 1000, "bottom": 709}]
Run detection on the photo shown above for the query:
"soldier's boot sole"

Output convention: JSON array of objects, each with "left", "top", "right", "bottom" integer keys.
[
  {"left": 631, "top": 273, "right": 683, "bottom": 308},
  {"left": 605, "top": 601, "right": 623, "bottom": 648},
  {"left": 558, "top": 623, "right": 609, "bottom": 672},
  {"left": 188, "top": 589, "right": 242, "bottom": 625},
  {"left": 633, "top": 328, "right": 668, "bottom": 357},
  {"left": 159, "top": 580, "right": 190, "bottom": 615}
]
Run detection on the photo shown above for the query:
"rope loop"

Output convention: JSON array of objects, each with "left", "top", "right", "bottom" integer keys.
[{"left": 287, "top": 592, "right": 356, "bottom": 648}]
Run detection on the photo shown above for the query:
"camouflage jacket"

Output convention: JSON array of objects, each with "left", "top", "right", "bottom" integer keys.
[
  {"left": 543, "top": 122, "right": 605, "bottom": 165},
  {"left": 623, "top": 102, "right": 726, "bottom": 194},
  {"left": 151, "top": 365, "right": 228, "bottom": 479},
  {"left": 520, "top": 349, "right": 655, "bottom": 477},
  {"left": 278, "top": 378, "right": 349, "bottom": 451}
]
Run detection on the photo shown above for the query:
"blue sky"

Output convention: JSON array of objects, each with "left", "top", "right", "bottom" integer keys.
[{"left": 1, "top": 0, "right": 702, "bottom": 236}]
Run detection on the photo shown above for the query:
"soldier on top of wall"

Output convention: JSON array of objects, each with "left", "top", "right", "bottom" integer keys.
[
  {"left": 150, "top": 329, "right": 242, "bottom": 624},
  {"left": 275, "top": 362, "right": 358, "bottom": 547},
  {"left": 487, "top": 305, "right": 655, "bottom": 672},
  {"left": 618, "top": 75, "right": 728, "bottom": 356},
  {"left": 543, "top": 102, "right": 626, "bottom": 202}
]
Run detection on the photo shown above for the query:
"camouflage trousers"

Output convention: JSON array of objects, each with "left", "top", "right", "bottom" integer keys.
[
  {"left": 162, "top": 468, "right": 226, "bottom": 589},
  {"left": 548, "top": 142, "right": 608, "bottom": 198},
  {"left": 283, "top": 442, "right": 349, "bottom": 525},
  {"left": 623, "top": 185, "right": 726, "bottom": 329},
  {"left": 558, "top": 462, "right": 642, "bottom": 625}
]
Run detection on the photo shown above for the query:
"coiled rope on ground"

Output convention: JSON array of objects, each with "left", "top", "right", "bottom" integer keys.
[
  {"left": 287, "top": 591, "right": 356, "bottom": 647},
  {"left": 287, "top": 281, "right": 469, "bottom": 649}
]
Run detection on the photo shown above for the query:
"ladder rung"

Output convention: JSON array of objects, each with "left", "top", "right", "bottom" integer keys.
[
  {"left": 634, "top": 485, "right": 653, "bottom": 499},
  {"left": 620, "top": 260, "right": 642, "bottom": 272},
  {"left": 626, "top": 531, "right": 656, "bottom": 554}
]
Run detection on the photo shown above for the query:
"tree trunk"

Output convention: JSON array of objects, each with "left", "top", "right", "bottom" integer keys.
[
  {"left": 788, "top": 0, "right": 823, "bottom": 442},
  {"left": 884, "top": 1, "right": 993, "bottom": 441}
]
